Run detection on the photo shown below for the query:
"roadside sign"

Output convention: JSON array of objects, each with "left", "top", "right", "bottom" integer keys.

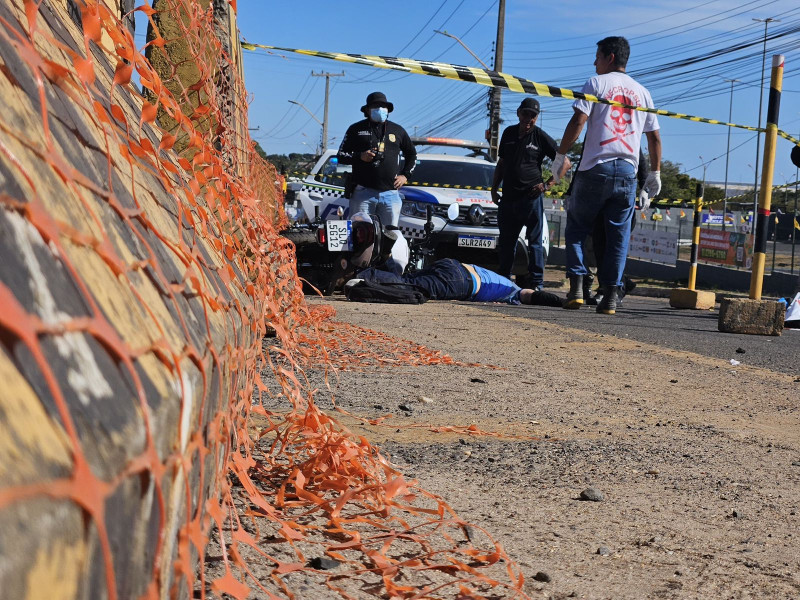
[
  {"left": 628, "top": 230, "right": 679, "bottom": 265},
  {"left": 701, "top": 214, "right": 724, "bottom": 225},
  {"left": 698, "top": 230, "right": 753, "bottom": 268}
]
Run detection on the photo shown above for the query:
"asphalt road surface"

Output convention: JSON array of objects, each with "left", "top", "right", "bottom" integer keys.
[{"left": 471, "top": 295, "right": 800, "bottom": 376}]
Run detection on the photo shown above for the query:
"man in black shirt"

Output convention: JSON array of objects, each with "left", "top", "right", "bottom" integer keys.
[
  {"left": 337, "top": 92, "right": 417, "bottom": 227},
  {"left": 491, "top": 98, "right": 567, "bottom": 289}
]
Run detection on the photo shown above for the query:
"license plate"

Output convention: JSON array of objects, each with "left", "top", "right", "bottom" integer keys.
[
  {"left": 458, "top": 235, "right": 497, "bottom": 249},
  {"left": 326, "top": 220, "right": 352, "bottom": 251}
]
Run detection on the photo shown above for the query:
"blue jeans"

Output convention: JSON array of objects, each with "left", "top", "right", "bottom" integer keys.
[
  {"left": 566, "top": 160, "right": 636, "bottom": 287},
  {"left": 497, "top": 192, "right": 544, "bottom": 287},
  {"left": 349, "top": 186, "right": 402, "bottom": 227},
  {"left": 359, "top": 258, "right": 473, "bottom": 300}
]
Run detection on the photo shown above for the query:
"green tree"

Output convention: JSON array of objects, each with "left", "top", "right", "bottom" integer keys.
[
  {"left": 543, "top": 141, "right": 583, "bottom": 196},
  {"left": 659, "top": 159, "right": 693, "bottom": 202},
  {"left": 655, "top": 158, "right": 725, "bottom": 205},
  {"left": 252, "top": 145, "right": 316, "bottom": 176}
]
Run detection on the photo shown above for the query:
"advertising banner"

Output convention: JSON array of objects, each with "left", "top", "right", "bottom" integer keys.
[
  {"left": 701, "top": 213, "right": 724, "bottom": 225},
  {"left": 628, "top": 229, "right": 679, "bottom": 265},
  {"left": 698, "top": 230, "right": 754, "bottom": 268}
]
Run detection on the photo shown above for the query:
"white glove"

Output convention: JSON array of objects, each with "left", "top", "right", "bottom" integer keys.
[
  {"left": 638, "top": 189, "right": 652, "bottom": 210},
  {"left": 551, "top": 152, "right": 566, "bottom": 183},
  {"left": 643, "top": 170, "right": 661, "bottom": 198}
]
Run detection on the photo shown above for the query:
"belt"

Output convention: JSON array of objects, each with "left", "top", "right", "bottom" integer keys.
[{"left": 462, "top": 263, "right": 481, "bottom": 298}]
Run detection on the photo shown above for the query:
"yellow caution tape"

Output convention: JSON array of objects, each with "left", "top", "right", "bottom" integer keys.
[
  {"left": 406, "top": 181, "right": 495, "bottom": 191},
  {"left": 297, "top": 177, "right": 497, "bottom": 192},
  {"left": 645, "top": 178, "right": 800, "bottom": 208},
  {"left": 242, "top": 42, "right": 800, "bottom": 142},
  {"left": 292, "top": 170, "right": 797, "bottom": 205}
]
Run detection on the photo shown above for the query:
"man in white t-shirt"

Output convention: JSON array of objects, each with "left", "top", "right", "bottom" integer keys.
[{"left": 551, "top": 36, "right": 662, "bottom": 315}]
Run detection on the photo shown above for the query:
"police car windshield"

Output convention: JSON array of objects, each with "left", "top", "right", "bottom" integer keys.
[{"left": 411, "top": 159, "right": 494, "bottom": 188}]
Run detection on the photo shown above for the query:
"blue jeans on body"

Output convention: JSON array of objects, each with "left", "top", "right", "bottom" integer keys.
[
  {"left": 566, "top": 160, "right": 636, "bottom": 287},
  {"left": 358, "top": 258, "right": 473, "bottom": 300},
  {"left": 349, "top": 186, "right": 402, "bottom": 227},
  {"left": 497, "top": 192, "right": 544, "bottom": 287}
]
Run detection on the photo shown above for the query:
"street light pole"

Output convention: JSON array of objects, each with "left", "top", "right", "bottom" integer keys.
[
  {"left": 751, "top": 18, "right": 780, "bottom": 226},
  {"left": 722, "top": 78, "right": 739, "bottom": 231},
  {"left": 433, "top": 30, "right": 490, "bottom": 69},
  {"left": 289, "top": 100, "right": 323, "bottom": 153},
  {"left": 288, "top": 100, "right": 322, "bottom": 126},
  {"left": 699, "top": 155, "right": 708, "bottom": 187}
]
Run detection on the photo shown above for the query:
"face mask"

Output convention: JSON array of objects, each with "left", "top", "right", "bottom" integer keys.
[{"left": 369, "top": 107, "right": 388, "bottom": 123}]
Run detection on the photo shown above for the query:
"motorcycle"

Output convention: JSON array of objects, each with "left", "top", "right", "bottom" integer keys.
[
  {"left": 281, "top": 203, "right": 459, "bottom": 295},
  {"left": 281, "top": 211, "right": 396, "bottom": 295},
  {"left": 405, "top": 202, "right": 460, "bottom": 273}
]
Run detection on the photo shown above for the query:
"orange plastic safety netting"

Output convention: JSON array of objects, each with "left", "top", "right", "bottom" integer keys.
[{"left": 0, "top": 1, "right": 527, "bottom": 598}]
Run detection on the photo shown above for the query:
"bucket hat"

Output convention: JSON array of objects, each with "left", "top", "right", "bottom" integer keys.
[{"left": 361, "top": 91, "right": 394, "bottom": 113}]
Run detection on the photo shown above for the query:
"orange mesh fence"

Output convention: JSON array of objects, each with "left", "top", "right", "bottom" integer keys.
[{"left": 0, "top": 1, "right": 528, "bottom": 598}]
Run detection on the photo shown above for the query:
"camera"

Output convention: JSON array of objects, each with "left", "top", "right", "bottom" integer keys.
[{"left": 372, "top": 149, "right": 385, "bottom": 166}]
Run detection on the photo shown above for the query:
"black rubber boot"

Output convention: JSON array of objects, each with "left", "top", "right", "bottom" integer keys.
[
  {"left": 563, "top": 275, "right": 584, "bottom": 309},
  {"left": 597, "top": 285, "right": 618, "bottom": 315},
  {"left": 583, "top": 272, "right": 597, "bottom": 306}
]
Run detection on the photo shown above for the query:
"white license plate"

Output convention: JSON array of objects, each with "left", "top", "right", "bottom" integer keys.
[
  {"left": 326, "top": 220, "right": 353, "bottom": 251},
  {"left": 458, "top": 235, "right": 497, "bottom": 249}
]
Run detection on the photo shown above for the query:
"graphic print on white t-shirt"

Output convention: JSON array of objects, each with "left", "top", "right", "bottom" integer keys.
[
  {"left": 573, "top": 72, "right": 659, "bottom": 172},
  {"left": 601, "top": 89, "right": 639, "bottom": 152}
]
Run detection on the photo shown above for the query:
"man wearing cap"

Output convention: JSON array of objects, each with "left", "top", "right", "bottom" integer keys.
[
  {"left": 337, "top": 92, "right": 417, "bottom": 227},
  {"left": 491, "top": 97, "right": 564, "bottom": 289}
]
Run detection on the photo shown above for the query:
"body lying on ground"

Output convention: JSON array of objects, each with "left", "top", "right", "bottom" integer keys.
[{"left": 346, "top": 258, "right": 563, "bottom": 306}]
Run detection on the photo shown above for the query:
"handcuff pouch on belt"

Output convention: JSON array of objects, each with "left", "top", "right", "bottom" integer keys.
[{"left": 343, "top": 172, "right": 356, "bottom": 199}]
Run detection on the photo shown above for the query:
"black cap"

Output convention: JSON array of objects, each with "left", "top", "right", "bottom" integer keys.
[
  {"left": 361, "top": 91, "right": 394, "bottom": 113},
  {"left": 518, "top": 97, "right": 540, "bottom": 115},
  {"left": 792, "top": 145, "right": 800, "bottom": 168}
]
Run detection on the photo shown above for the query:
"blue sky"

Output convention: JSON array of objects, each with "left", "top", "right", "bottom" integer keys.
[{"left": 238, "top": 1, "right": 800, "bottom": 189}]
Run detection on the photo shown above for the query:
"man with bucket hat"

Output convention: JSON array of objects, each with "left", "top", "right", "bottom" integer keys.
[
  {"left": 491, "top": 97, "right": 564, "bottom": 289},
  {"left": 337, "top": 91, "right": 417, "bottom": 227}
]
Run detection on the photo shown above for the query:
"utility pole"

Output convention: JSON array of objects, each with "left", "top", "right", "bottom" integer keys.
[
  {"left": 487, "top": 0, "right": 505, "bottom": 161},
  {"left": 722, "top": 78, "right": 739, "bottom": 231},
  {"left": 311, "top": 70, "right": 345, "bottom": 150}
]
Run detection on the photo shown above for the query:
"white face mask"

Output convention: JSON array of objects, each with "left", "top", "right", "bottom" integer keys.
[{"left": 369, "top": 107, "right": 389, "bottom": 123}]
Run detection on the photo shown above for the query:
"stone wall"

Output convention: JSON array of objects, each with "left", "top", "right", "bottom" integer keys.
[{"left": 0, "top": 1, "right": 283, "bottom": 598}]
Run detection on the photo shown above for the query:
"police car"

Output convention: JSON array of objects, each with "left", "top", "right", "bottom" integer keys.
[{"left": 284, "top": 138, "right": 548, "bottom": 275}]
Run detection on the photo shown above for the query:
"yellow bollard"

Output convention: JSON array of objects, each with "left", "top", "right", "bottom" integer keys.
[
  {"left": 749, "top": 55, "right": 784, "bottom": 300},
  {"left": 687, "top": 183, "right": 703, "bottom": 291},
  {"left": 719, "top": 54, "right": 787, "bottom": 335},
  {"left": 670, "top": 182, "right": 716, "bottom": 309}
]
